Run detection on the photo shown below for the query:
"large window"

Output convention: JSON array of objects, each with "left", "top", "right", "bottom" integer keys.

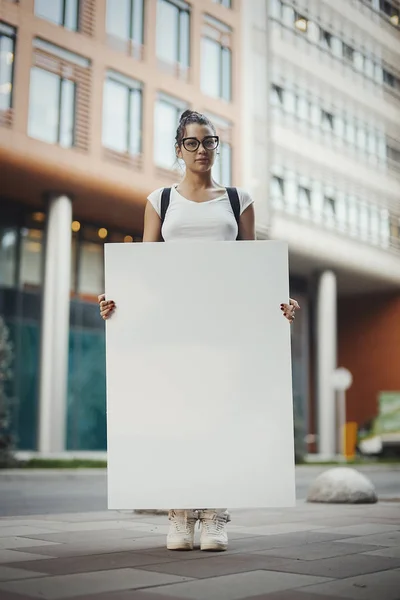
[
  {"left": 154, "top": 93, "right": 188, "bottom": 169},
  {"left": 201, "top": 15, "right": 232, "bottom": 101},
  {"left": 272, "top": 2, "right": 400, "bottom": 93},
  {"left": 207, "top": 112, "right": 233, "bottom": 186},
  {"left": 102, "top": 71, "right": 142, "bottom": 155},
  {"left": 106, "top": 0, "right": 144, "bottom": 54},
  {"left": 0, "top": 22, "right": 15, "bottom": 112},
  {"left": 270, "top": 80, "right": 390, "bottom": 167},
  {"left": 156, "top": 0, "right": 190, "bottom": 75},
  {"left": 270, "top": 165, "right": 396, "bottom": 249},
  {"left": 34, "top": 0, "right": 80, "bottom": 31},
  {"left": 28, "top": 67, "right": 75, "bottom": 146},
  {"left": 28, "top": 40, "right": 90, "bottom": 148}
]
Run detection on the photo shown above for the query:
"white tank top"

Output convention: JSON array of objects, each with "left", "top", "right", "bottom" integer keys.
[{"left": 147, "top": 185, "right": 254, "bottom": 242}]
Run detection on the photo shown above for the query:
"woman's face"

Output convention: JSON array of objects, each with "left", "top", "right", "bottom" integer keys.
[{"left": 176, "top": 123, "right": 218, "bottom": 174}]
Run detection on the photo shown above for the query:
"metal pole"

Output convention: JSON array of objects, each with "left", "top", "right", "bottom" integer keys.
[{"left": 338, "top": 389, "right": 346, "bottom": 459}]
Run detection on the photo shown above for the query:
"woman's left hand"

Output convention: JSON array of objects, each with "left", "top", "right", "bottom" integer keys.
[{"left": 281, "top": 298, "right": 300, "bottom": 324}]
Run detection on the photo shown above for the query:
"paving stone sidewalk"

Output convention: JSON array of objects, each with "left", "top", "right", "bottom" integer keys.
[{"left": 0, "top": 501, "right": 399, "bottom": 600}]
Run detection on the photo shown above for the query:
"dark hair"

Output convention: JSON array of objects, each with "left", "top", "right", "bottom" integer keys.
[{"left": 175, "top": 110, "right": 216, "bottom": 149}]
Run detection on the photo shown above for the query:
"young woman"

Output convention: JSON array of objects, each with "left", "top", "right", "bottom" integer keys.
[{"left": 98, "top": 110, "right": 299, "bottom": 552}]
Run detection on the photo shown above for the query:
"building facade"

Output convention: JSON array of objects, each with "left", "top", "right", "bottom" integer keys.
[
  {"left": 261, "top": 0, "right": 400, "bottom": 455},
  {"left": 0, "top": 0, "right": 399, "bottom": 457},
  {"left": 0, "top": 0, "right": 242, "bottom": 453}
]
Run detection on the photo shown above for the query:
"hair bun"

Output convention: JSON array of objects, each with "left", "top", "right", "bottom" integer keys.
[{"left": 179, "top": 109, "right": 193, "bottom": 122}]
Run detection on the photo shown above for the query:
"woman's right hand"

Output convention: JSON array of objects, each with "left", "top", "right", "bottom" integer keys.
[{"left": 98, "top": 294, "right": 116, "bottom": 320}]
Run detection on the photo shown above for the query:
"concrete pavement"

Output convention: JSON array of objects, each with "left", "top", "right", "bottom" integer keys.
[
  {"left": 0, "top": 465, "right": 399, "bottom": 517},
  {"left": 0, "top": 501, "right": 399, "bottom": 599}
]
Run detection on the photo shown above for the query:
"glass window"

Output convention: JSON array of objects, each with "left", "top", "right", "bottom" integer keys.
[
  {"left": 307, "top": 21, "right": 319, "bottom": 43},
  {"left": 156, "top": 0, "right": 190, "bottom": 69},
  {"left": 380, "top": 208, "right": 390, "bottom": 247},
  {"left": 335, "top": 192, "right": 347, "bottom": 230},
  {"left": 213, "top": 0, "right": 232, "bottom": 7},
  {"left": 28, "top": 67, "right": 75, "bottom": 147},
  {"left": 202, "top": 16, "right": 232, "bottom": 101},
  {"left": 331, "top": 36, "right": 342, "bottom": 57},
  {"left": 334, "top": 114, "right": 345, "bottom": 138},
  {"left": 324, "top": 195, "right": 335, "bottom": 216},
  {"left": 380, "top": 0, "right": 400, "bottom": 26},
  {"left": 213, "top": 141, "right": 231, "bottom": 186},
  {"left": 154, "top": 93, "right": 188, "bottom": 169},
  {"left": 78, "top": 241, "right": 104, "bottom": 296},
  {"left": 19, "top": 229, "right": 43, "bottom": 289},
  {"left": 0, "top": 23, "right": 15, "bottom": 111},
  {"left": 298, "top": 185, "right": 311, "bottom": 208},
  {"left": 342, "top": 42, "right": 355, "bottom": 64},
  {"left": 284, "top": 88, "right": 296, "bottom": 114},
  {"left": 35, "top": 0, "right": 80, "bottom": 31},
  {"left": 368, "top": 130, "right": 377, "bottom": 156},
  {"left": 297, "top": 95, "right": 310, "bottom": 121},
  {"left": 270, "top": 0, "right": 282, "bottom": 19},
  {"left": 383, "top": 68, "right": 396, "bottom": 88},
  {"left": 106, "top": 0, "right": 144, "bottom": 45},
  {"left": 321, "top": 109, "right": 334, "bottom": 132},
  {"left": 270, "top": 83, "right": 284, "bottom": 107},
  {"left": 348, "top": 196, "right": 359, "bottom": 236},
  {"left": 354, "top": 51, "right": 364, "bottom": 72},
  {"left": 201, "top": 37, "right": 231, "bottom": 101},
  {"left": 387, "top": 144, "right": 400, "bottom": 164},
  {"left": 282, "top": 4, "right": 294, "bottom": 27},
  {"left": 103, "top": 71, "right": 142, "bottom": 155},
  {"left": 320, "top": 28, "right": 332, "bottom": 50},
  {"left": 357, "top": 126, "right": 367, "bottom": 153},
  {"left": 377, "top": 133, "right": 387, "bottom": 162},
  {"left": 271, "top": 175, "right": 285, "bottom": 208},
  {"left": 345, "top": 120, "right": 356, "bottom": 146},
  {"left": 0, "top": 228, "right": 17, "bottom": 287},
  {"left": 370, "top": 206, "right": 379, "bottom": 243},
  {"left": 359, "top": 202, "right": 369, "bottom": 239},
  {"left": 364, "top": 57, "right": 375, "bottom": 78}
]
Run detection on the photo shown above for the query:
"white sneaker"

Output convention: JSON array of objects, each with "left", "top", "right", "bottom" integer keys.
[
  {"left": 199, "top": 510, "right": 230, "bottom": 552},
  {"left": 167, "top": 510, "right": 197, "bottom": 550}
]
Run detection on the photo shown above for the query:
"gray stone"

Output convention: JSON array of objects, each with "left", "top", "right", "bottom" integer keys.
[
  {"left": 0, "top": 568, "right": 192, "bottom": 599},
  {"left": 148, "top": 570, "right": 331, "bottom": 599},
  {"left": 307, "top": 468, "right": 378, "bottom": 504},
  {"left": 134, "top": 510, "right": 169, "bottom": 516}
]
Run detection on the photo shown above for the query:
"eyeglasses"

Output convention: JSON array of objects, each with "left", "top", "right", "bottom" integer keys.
[{"left": 181, "top": 136, "right": 219, "bottom": 152}]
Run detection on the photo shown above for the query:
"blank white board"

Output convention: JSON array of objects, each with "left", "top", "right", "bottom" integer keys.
[{"left": 105, "top": 241, "right": 295, "bottom": 510}]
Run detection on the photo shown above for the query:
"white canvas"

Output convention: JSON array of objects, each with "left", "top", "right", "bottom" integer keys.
[{"left": 105, "top": 241, "right": 295, "bottom": 510}]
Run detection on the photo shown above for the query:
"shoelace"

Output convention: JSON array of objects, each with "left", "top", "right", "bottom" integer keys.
[
  {"left": 201, "top": 513, "right": 227, "bottom": 534},
  {"left": 170, "top": 512, "right": 196, "bottom": 534}
]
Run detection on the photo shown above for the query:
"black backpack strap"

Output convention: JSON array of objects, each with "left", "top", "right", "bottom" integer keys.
[
  {"left": 160, "top": 187, "right": 171, "bottom": 225},
  {"left": 226, "top": 187, "right": 241, "bottom": 240}
]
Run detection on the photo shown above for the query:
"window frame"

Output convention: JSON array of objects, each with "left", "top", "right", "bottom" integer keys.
[
  {"left": 0, "top": 22, "right": 16, "bottom": 114},
  {"left": 105, "top": 0, "right": 145, "bottom": 58},
  {"left": 102, "top": 70, "right": 143, "bottom": 157},
  {"left": 202, "top": 15, "right": 233, "bottom": 101},
  {"left": 34, "top": 0, "right": 81, "bottom": 32},
  {"left": 154, "top": 92, "right": 189, "bottom": 171},
  {"left": 28, "top": 66, "right": 77, "bottom": 147},
  {"left": 156, "top": 0, "right": 191, "bottom": 74}
]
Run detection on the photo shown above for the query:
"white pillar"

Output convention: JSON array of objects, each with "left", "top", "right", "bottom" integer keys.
[
  {"left": 38, "top": 195, "right": 72, "bottom": 453},
  {"left": 316, "top": 270, "right": 337, "bottom": 457}
]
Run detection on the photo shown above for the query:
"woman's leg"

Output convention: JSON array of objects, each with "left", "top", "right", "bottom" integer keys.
[
  {"left": 198, "top": 509, "right": 230, "bottom": 552},
  {"left": 167, "top": 509, "right": 198, "bottom": 550}
]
